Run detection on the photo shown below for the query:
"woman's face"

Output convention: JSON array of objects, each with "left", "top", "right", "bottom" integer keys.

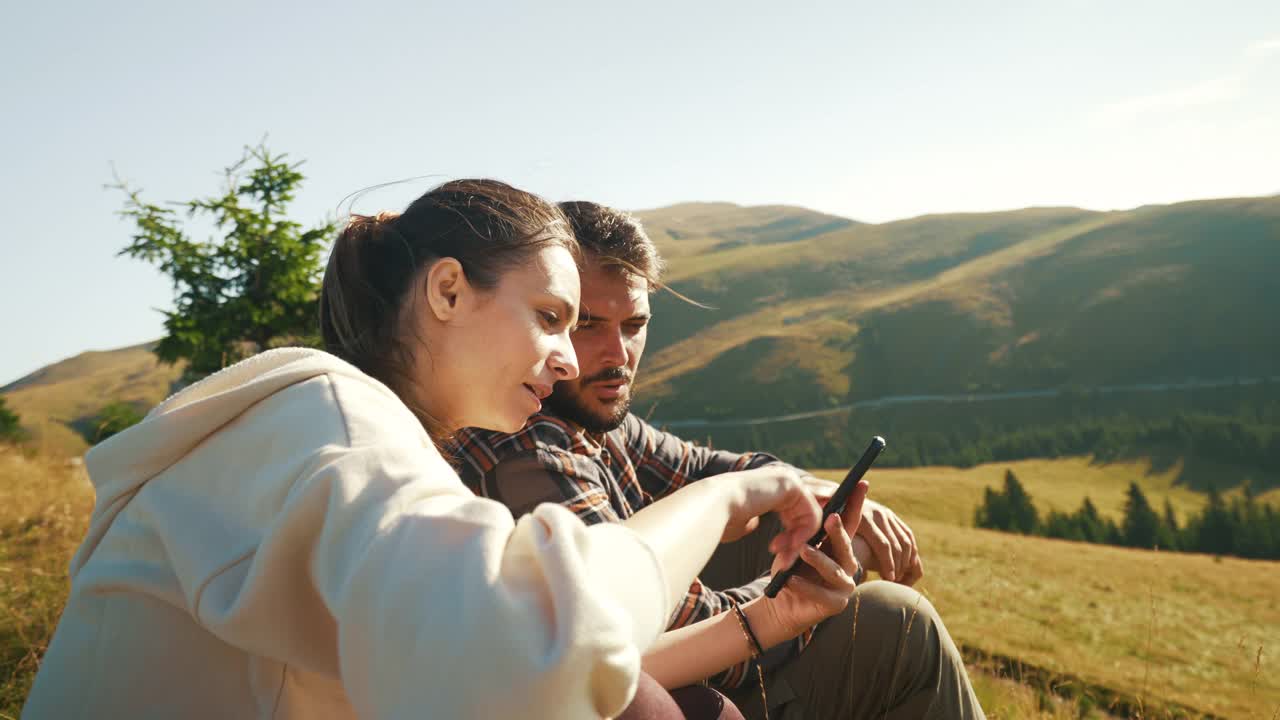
[{"left": 427, "top": 245, "right": 581, "bottom": 433}]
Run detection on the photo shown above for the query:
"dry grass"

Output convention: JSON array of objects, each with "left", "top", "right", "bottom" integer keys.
[
  {"left": 892, "top": 520, "right": 1278, "bottom": 718},
  {"left": 3, "top": 450, "right": 1277, "bottom": 717},
  {"left": 821, "top": 458, "right": 1280, "bottom": 718},
  {"left": 969, "top": 664, "right": 1117, "bottom": 719},
  {"left": 0, "top": 446, "right": 94, "bottom": 717}
]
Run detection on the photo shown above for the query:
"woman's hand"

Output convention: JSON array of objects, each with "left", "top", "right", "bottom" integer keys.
[
  {"left": 805, "top": 477, "right": 923, "bottom": 585},
  {"left": 711, "top": 466, "right": 822, "bottom": 568},
  {"left": 764, "top": 480, "right": 869, "bottom": 636}
]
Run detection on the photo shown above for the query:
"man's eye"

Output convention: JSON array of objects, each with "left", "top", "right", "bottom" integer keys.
[{"left": 540, "top": 311, "right": 560, "bottom": 327}]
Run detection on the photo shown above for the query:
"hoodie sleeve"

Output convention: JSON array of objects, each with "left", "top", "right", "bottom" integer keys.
[{"left": 300, "top": 443, "right": 670, "bottom": 720}]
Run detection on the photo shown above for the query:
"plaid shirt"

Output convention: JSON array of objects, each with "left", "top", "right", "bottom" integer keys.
[{"left": 449, "top": 412, "right": 816, "bottom": 690}]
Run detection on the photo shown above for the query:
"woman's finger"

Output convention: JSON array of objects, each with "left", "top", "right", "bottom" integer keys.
[
  {"left": 781, "top": 480, "right": 822, "bottom": 549},
  {"left": 800, "top": 543, "right": 855, "bottom": 593},
  {"left": 765, "top": 475, "right": 820, "bottom": 557},
  {"left": 825, "top": 513, "right": 858, "bottom": 578},
  {"left": 840, "top": 480, "right": 870, "bottom": 535}
]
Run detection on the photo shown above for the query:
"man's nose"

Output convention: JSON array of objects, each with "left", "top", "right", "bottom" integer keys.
[{"left": 599, "top": 328, "right": 628, "bottom": 367}]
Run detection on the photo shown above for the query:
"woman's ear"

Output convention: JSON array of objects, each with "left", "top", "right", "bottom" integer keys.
[{"left": 424, "top": 258, "right": 471, "bottom": 322}]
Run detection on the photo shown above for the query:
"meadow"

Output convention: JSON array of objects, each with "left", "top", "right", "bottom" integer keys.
[
  {"left": 815, "top": 460, "right": 1280, "bottom": 719},
  {"left": 4, "top": 195, "right": 1279, "bottom": 717},
  {"left": 0, "top": 448, "right": 94, "bottom": 716},
  {"left": 4, "top": 448, "right": 1276, "bottom": 718}
]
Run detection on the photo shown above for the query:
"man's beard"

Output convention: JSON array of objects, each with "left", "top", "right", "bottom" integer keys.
[{"left": 543, "top": 366, "right": 633, "bottom": 433}]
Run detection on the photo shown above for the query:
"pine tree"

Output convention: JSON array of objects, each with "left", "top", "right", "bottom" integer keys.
[
  {"left": 1042, "top": 509, "right": 1083, "bottom": 542},
  {"left": 1192, "top": 485, "right": 1234, "bottom": 556},
  {"left": 0, "top": 397, "right": 25, "bottom": 444},
  {"left": 1159, "top": 499, "right": 1181, "bottom": 551},
  {"left": 975, "top": 487, "right": 1012, "bottom": 530},
  {"left": 1003, "top": 469, "right": 1040, "bottom": 534},
  {"left": 115, "top": 144, "right": 336, "bottom": 382},
  {"left": 1233, "top": 483, "right": 1274, "bottom": 559},
  {"left": 1076, "top": 497, "right": 1112, "bottom": 544},
  {"left": 1121, "top": 483, "right": 1161, "bottom": 549}
]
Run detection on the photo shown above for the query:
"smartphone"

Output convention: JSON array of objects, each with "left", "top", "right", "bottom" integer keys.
[{"left": 763, "top": 435, "right": 885, "bottom": 598}]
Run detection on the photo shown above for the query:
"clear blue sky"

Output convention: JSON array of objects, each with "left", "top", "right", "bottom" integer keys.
[{"left": 2, "top": 0, "right": 1278, "bottom": 385}]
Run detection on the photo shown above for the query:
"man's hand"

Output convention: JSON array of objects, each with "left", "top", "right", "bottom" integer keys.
[{"left": 806, "top": 477, "right": 923, "bottom": 586}]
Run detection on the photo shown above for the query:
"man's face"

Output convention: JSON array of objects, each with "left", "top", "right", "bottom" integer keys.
[{"left": 543, "top": 259, "right": 650, "bottom": 432}]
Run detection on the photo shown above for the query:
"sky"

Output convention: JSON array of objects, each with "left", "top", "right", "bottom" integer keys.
[{"left": 2, "top": 0, "right": 1278, "bottom": 385}]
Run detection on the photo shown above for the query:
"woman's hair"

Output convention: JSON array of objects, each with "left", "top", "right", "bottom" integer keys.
[{"left": 320, "top": 179, "right": 577, "bottom": 444}]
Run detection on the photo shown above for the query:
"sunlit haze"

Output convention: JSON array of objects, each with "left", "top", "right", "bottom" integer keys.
[{"left": 2, "top": 0, "right": 1278, "bottom": 383}]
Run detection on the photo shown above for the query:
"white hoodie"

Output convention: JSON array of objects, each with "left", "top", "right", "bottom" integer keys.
[{"left": 23, "top": 349, "right": 669, "bottom": 719}]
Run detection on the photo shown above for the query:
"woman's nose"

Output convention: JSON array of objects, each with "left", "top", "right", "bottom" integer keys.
[{"left": 550, "top": 337, "right": 580, "bottom": 380}]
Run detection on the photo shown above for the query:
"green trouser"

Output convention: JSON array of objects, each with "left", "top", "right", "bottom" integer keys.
[{"left": 698, "top": 516, "right": 986, "bottom": 720}]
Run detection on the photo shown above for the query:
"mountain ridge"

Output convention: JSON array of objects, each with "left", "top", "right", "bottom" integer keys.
[{"left": 5, "top": 192, "right": 1278, "bottom": 458}]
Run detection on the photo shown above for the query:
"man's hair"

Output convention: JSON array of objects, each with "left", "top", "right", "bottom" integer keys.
[{"left": 558, "top": 201, "right": 664, "bottom": 289}]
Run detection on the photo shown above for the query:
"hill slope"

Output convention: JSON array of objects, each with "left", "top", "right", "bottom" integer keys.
[
  {"left": 1, "top": 344, "right": 183, "bottom": 456},
  {"left": 7, "top": 194, "right": 1279, "bottom": 464},
  {"left": 635, "top": 197, "right": 1280, "bottom": 416},
  {"left": 818, "top": 458, "right": 1280, "bottom": 718}
]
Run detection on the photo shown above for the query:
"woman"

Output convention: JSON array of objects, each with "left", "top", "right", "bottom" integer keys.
[{"left": 25, "top": 180, "right": 823, "bottom": 719}]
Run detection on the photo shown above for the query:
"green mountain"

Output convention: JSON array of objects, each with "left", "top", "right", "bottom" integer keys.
[
  {"left": 6, "top": 194, "right": 1278, "bottom": 474},
  {"left": 634, "top": 197, "right": 1280, "bottom": 420}
]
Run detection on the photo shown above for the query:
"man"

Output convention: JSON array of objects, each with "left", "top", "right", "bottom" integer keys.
[{"left": 452, "top": 202, "right": 985, "bottom": 719}]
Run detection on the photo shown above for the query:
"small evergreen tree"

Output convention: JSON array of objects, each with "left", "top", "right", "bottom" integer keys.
[
  {"left": 1159, "top": 499, "right": 1181, "bottom": 551},
  {"left": 0, "top": 396, "right": 26, "bottom": 444},
  {"left": 1003, "top": 469, "right": 1040, "bottom": 534},
  {"left": 1076, "top": 497, "right": 1116, "bottom": 544},
  {"left": 1041, "top": 509, "right": 1082, "bottom": 541},
  {"left": 115, "top": 144, "right": 336, "bottom": 383},
  {"left": 974, "top": 469, "right": 1039, "bottom": 534},
  {"left": 1232, "top": 484, "right": 1274, "bottom": 559},
  {"left": 1121, "top": 483, "right": 1161, "bottom": 549},
  {"left": 975, "top": 486, "right": 1011, "bottom": 530},
  {"left": 1191, "top": 485, "right": 1235, "bottom": 556}
]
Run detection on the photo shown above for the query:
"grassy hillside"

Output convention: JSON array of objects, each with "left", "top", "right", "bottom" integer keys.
[
  {"left": 3, "top": 448, "right": 1274, "bottom": 717},
  {"left": 0, "top": 447, "right": 94, "bottom": 713},
  {"left": 5, "top": 195, "right": 1278, "bottom": 716},
  {"left": 811, "top": 459, "right": 1280, "bottom": 719},
  {"left": 8, "top": 195, "right": 1275, "bottom": 466},
  {"left": 635, "top": 202, "right": 860, "bottom": 265},
  {"left": 635, "top": 197, "right": 1280, "bottom": 414},
  {"left": 908, "top": 519, "right": 1278, "bottom": 719},
  {"left": 0, "top": 344, "right": 183, "bottom": 457}
]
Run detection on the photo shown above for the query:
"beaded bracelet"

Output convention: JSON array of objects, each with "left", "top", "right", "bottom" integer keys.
[{"left": 729, "top": 601, "right": 769, "bottom": 720}]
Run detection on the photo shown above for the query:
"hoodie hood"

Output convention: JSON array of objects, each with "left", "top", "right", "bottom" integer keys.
[{"left": 71, "top": 348, "right": 395, "bottom": 577}]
